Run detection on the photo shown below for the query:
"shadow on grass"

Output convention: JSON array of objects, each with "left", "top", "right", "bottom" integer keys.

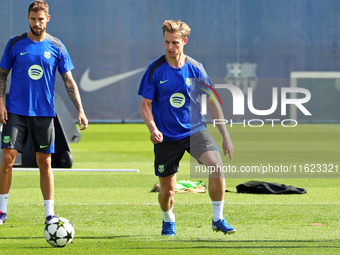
[
  {"left": 75, "top": 236, "right": 340, "bottom": 242},
  {"left": 4, "top": 236, "right": 340, "bottom": 243},
  {"left": 3, "top": 236, "right": 339, "bottom": 250},
  {"left": 76, "top": 236, "right": 340, "bottom": 249}
]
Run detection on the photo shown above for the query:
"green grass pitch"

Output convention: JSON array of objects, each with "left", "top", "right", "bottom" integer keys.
[{"left": 0, "top": 123, "right": 339, "bottom": 254}]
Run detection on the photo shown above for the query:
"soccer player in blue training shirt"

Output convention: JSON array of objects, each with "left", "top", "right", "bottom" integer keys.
[
  {"left": 0, "top": 0, "right": 88, "bottom": 225},
  {"left": 139, "top": 20, "right": 236, "bottom": 236}
]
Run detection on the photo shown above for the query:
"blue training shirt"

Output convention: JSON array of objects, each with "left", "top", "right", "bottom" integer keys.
[
  {"left": 138, "top": 55, "right": 212, "bottom": 141},
  {"left": 0, "top": 33, "right": 74, "bottom": 117}
]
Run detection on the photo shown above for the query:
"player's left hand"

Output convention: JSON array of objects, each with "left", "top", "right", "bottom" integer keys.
[
  {"left": 222, "top": 136, "right": 234, "bottom": 160},
  {"left": 0, "top": 101, "right": 8, "bottom": 125},
  {"left": 78, "top": 110, "right": 88, "bottom": 130}
]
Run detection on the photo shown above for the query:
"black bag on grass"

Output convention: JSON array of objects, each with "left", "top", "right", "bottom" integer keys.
[{"left": 235, "top": 180, "right": 306, "bottom": 194}]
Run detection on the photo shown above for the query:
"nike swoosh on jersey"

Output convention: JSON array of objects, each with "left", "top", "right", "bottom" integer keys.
[{"left": 80, "top": 67, "right": 146, "bottom": 92}]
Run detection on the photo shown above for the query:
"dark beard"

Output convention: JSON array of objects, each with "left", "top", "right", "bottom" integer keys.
[{"left": 30, "top": 26, "right": 45, "bottom": 36}]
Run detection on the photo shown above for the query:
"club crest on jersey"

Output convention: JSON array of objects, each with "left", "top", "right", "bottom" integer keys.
[
  {"left": 44, "top": 51, "right": 51, "bottom": 59},
  {"left": 186, "top": 78, "right": 193, "bottom": 85}
]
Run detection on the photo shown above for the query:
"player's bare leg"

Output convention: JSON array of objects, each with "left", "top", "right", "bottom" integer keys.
[
  {"left": 199, "top": 150, "right": 237, "bottom": 234},
  {"left": 158, "top": 173, "right": 176, "bottom": 236},
  {"left": 0, "top": 148, "right": 17, "bottom": 194},
  {"left": 199, "top": 150, "right": 225, "bottom": 201},
  {"left": 199, "top": 150, "right": 225, "bottom": 200},
  {"left": 36, "top": 152, "right": 54, "bottom": 200},
  {"left": 36, "top": 152, "right": 55, "bottom": 222},
  {"left": 0, "top": 148, "right": 17, "bottom": 224},
  {"left": 158, "top": 173, "right": 176, "bottom": 211}
]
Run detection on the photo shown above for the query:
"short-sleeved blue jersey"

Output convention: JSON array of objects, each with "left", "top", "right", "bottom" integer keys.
[
  {"left": 0, "top": 33, "right": 74, "bottom": 117},
  {"left": 138, "top": 55, "right": 212, "bottom": 141}
]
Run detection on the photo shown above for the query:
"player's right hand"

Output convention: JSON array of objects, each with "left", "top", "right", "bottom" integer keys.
[{"left": 150, "top": 130, "right": 163, "bottom": 144}]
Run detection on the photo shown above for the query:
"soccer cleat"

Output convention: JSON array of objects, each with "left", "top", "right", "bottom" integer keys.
[
  {"left": 0, "top": 211, "right": 7, "bottom": 225},
  {"left": 212, "top": 218, "right": 237, "bottom": 235},
  {"left": 45, "top": 215, "right": 56, "bottom": 224},
  {"left": 161, "top": 221, "right": 176, "bottom": 236}
]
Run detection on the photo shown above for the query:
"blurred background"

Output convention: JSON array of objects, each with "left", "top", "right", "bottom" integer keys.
[{"left": 1, "top": 0, "right": 339, "bottom": 123}]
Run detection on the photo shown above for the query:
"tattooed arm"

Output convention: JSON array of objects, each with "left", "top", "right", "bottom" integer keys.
[
  {"left": 0, "top": 68, "right": 10, "bottom": 124},
  {"left": 61, "top": 71, "right": 88, "bottom": 130}
]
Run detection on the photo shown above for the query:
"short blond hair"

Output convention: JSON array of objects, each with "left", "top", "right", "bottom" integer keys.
[{"left": 162, "top": 20, "right": 191, "bottom": 38}]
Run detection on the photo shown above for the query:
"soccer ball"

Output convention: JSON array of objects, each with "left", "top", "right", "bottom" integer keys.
[{"left": 44, "top": 217, "right": 75, "bottom": 247}]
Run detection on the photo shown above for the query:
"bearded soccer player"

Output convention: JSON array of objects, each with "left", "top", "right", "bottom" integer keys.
[
  {"left": 0, "top": 0, "right": 88, "bottom": 225},
  {"left": 138, "top": 20, "right": 236, "bottom": 236}
]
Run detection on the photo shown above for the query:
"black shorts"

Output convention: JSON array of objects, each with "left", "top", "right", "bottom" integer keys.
[
  {"left": 1, "top": 113, "right": 55, "bottom": 153},
  {"left": 154, "top": 130, "right": 218, "bottom": 177}
]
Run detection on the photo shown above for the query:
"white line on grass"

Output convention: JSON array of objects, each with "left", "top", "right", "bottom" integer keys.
[
  {"left": 12, "top": 202, "right": 340, "bottom": 206},
  {"left": 13, "top": 168, "right": 139, "bottom": 172},
  {"left": 51, "top": 202, "right": 340, "bottom": 206}
]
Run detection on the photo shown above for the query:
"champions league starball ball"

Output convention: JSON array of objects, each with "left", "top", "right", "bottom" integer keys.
[{"left": 44, "top": 217, "right": 75, "bottom": 247}]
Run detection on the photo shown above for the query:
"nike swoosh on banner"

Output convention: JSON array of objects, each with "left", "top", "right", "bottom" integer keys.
[{"left": 80, "top": 67, "right": 146, "bottom": 92}]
